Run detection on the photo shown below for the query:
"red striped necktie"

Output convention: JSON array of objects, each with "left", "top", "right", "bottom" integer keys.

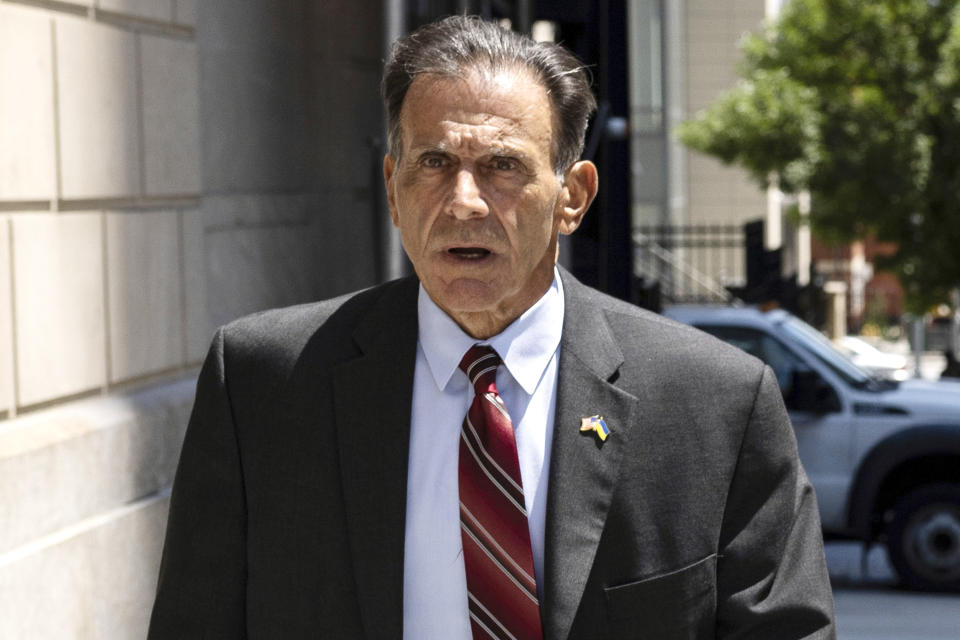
[{"left": 458, "top": 345, "right": 543, "bottom": 640}]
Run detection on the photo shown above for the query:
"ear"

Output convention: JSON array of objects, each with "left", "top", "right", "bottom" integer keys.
[
  {"left": 556, "top": 160, "right": 598, "bottom": 235},
  {"left": 383, "top": 154, "right": 400, "bottom": 228}
]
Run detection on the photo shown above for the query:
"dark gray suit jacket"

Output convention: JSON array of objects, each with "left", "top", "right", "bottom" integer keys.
[{"left": 149, "top": 269, "right": 835, "bottom": 639}]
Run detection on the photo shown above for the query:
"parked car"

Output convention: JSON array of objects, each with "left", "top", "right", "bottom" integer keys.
[
  {"left": 835, "top": 335, "right": 911, "bottom": 381},
  {"left": 663, "top": 305, "right": 960, "bottom": 591}
]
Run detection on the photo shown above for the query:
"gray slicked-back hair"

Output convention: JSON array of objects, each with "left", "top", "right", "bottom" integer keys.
[{"left": 381, "top": 15, "right": 596, "bottom": 174}]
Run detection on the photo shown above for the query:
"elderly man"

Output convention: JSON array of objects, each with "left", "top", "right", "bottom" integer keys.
[{"left": 149, "top": 15, "right": 835, "bottom": 640}]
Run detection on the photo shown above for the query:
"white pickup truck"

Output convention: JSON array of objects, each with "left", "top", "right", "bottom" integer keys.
[{"left": 663, "top": 305, "right": 960, "bottom": 591}]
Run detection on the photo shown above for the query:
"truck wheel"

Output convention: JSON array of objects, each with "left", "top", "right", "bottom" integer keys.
[{"left": 886, "top": 483, "right": 960, "bottom": 591}]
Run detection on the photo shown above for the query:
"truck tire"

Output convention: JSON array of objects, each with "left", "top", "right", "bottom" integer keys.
[{"left": 886, "top": 483, "right": 960, "bottom": 591}]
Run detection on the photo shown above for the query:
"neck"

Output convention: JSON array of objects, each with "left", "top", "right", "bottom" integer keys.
[
  {"left": 443, "top": 273, "right": 556, "bottom": 340},
  {"left": 450, "top": 311, "right": 519, "bottom": 340}
]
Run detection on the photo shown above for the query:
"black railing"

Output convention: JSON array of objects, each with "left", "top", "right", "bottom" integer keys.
[{"left": 632, "top": 224, "right": 746, "bottom": 305}]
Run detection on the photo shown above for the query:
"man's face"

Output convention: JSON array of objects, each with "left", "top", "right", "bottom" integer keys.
[{"left": 384, "top": 68, "right": 596, "bottom": 338}]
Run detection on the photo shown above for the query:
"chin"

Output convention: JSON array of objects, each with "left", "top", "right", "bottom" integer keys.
[
  {"left": 434, "top": 279, "right": 506, "bottom": 314},
  {"left": 441, "top": 292, "right": 503, "bottom": 315}
]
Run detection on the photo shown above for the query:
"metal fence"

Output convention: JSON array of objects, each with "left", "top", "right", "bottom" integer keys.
[{"left": 632, "top": 224, "right": 745, "bottom": 305}]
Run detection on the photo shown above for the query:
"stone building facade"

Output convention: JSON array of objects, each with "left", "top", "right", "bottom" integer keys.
[{"left": 0, "top": 0, "right": 382, "bottom": 636}]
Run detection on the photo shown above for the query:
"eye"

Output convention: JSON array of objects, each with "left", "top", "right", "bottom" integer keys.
[
  {"left": 418, "top": 154, "right": 448, "bottom": 169},
  {"left": 491, "top": 157, "right": 520, "bottom": 172}
]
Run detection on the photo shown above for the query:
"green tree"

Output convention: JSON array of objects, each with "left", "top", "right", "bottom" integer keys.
[{"left": 679, "top": 0, "right": 960, "bottom": 311}]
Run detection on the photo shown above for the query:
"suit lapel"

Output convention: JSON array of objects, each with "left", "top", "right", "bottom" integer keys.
[
  {"left": 543, "top": 271, "right": 639, "bottom": 640},
  {"left": 328, "top": 271, "right": 639, "bottom": 640},
  {"left": 332, "top": 277, "right": 419, "bottom": 640}
]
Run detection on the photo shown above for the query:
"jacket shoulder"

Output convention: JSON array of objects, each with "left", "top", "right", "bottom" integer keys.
[
  {"left": 566, "top": 279, "right": 765, "bottom": 386},
  {"left": 216, "top": 277, "right": 417, "bottom": 370}
]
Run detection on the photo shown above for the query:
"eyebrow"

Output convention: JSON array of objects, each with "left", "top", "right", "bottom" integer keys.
[
  {"left": 409, "top": 143, "right": 450, "bottom": 156},
  {"left": 409, "top": 143, "right": 534, "bottom": 165}
]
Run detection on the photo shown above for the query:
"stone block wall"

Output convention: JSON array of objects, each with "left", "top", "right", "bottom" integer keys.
[
  {"left": 199, "top": 0, "right": 382, "bottom": 328},
  {"left": 0, "top": 2, "right": 204, "bottom": 637},
  {"left": 0, "top": 0, "right": 383, "bottom": 636},
  {"left": 0, "top": 0, "right": 204, "bottom": 418},
  {"left": 0, "top": 380, "right": 194, "bottom": 638}
]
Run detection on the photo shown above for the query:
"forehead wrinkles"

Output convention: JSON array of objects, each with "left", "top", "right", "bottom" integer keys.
[
  {"left": 434, "top": 118, "right": 519, "bottom": 154},
  {"left": 399, "top": 70, "right": 553, "bottom": 161},
  {"left": 468, "top": 67, "right": 557, "bottom": 163}
]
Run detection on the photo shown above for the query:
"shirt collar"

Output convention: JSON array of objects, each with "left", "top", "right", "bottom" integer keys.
[{"left": 417, "top": 268, "right": 565, "bottom": 395}]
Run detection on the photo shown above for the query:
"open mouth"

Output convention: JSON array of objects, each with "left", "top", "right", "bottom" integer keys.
[{"left": 447, "top": 247, "right": 491, "bottom": 259}]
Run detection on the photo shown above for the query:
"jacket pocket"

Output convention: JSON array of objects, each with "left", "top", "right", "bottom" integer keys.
[{"left": 603, "top": 554, "right": 716, "bottom": 639}]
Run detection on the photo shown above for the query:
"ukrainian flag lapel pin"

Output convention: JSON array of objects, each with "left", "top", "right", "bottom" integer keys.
[{"left": 580, "top": 415, "right": 610, "bottom": 442}]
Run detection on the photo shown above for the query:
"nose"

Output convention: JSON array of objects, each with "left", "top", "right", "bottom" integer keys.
[{"left": 448, "top": 168, "right": 488, "bottom": 219}]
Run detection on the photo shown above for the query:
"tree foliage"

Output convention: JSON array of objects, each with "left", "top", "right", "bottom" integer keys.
[{"left": 678, "top": 0, "right": 960, "bottom": 310}]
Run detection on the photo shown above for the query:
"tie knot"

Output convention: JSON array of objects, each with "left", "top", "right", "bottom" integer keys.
[{"left": 459, "top": 344, "right": 501, "bottom": 393}]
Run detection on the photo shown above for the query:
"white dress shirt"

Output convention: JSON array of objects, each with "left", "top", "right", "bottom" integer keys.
[{"left": 402, "top": 269, "right": 564, "bottom": 640}]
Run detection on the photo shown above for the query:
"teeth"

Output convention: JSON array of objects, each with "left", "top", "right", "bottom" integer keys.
[{"left": 449, "top": 247, "right": 489, "bottom": 258}]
